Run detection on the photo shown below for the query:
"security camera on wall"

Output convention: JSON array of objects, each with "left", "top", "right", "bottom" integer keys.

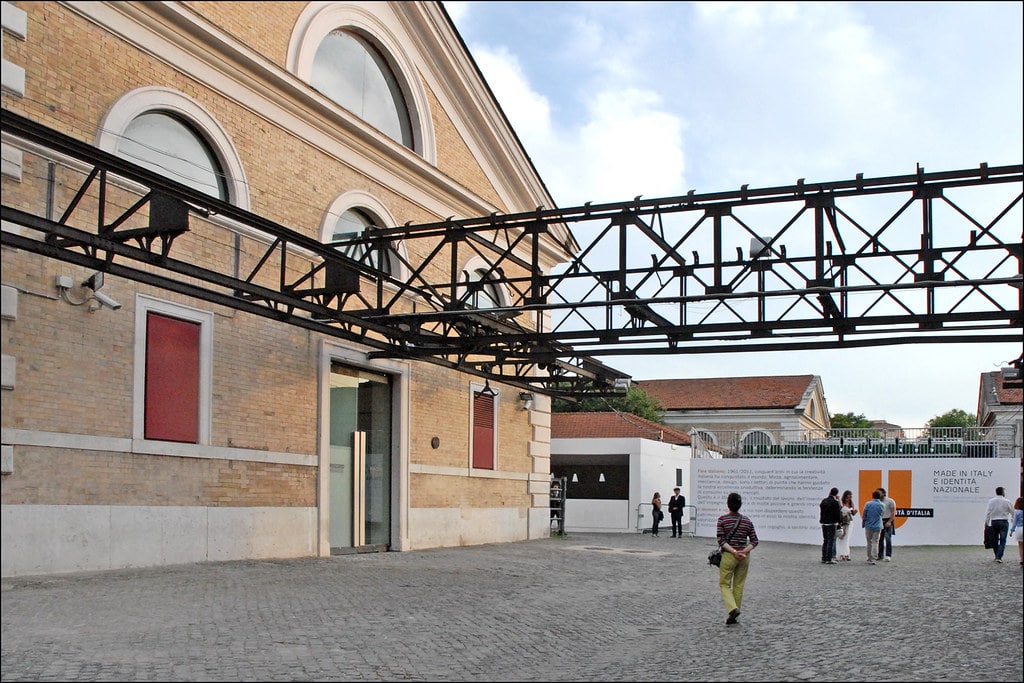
[
  {"left": 91, "top": 290, "right": 122, "bottom": 311},
  {"left": 82, "top": 271, "right": 121, "bottom": 310}
]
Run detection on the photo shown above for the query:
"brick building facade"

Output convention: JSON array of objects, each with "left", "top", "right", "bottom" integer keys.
[{"left": 1, "top": 1, "right": 562, "bottom": 576}]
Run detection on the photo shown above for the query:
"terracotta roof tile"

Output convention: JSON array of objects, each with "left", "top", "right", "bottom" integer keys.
[
  {"left": 983, "top": 371, "right": 1023, "bottom": 405},
  {"left": 550, "top": 412, "right": 691, "bottom": 445},
  {"left": 635, "top": 375, "right": 816, "bottom": 410}
]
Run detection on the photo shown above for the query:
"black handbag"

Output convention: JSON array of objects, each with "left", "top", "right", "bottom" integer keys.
[
  {"left": 983, "top": 524, "right": 994, "bottom": 549},
  {"left": 709, "top": 517, "right": 742, "bottom": 567}
]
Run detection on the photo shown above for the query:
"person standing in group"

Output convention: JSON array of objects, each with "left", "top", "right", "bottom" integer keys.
[
  {"left": 984, "top": 486, "right": 1014, "bottom": 563},
  {"left": 1010, "top": 497, "right": 1023, "bottom": 567},
  {"left": 862, "top": 490, "right": 884, "bottom": 564},
  {"left": 819, "top": 487, "right": 841, "bottom": 564},
  {"left": 716, "top": 492, "right": 759, "bottom": 626},
  {"left": 877, "top": 487, "right": 897, "bottom": 562},
  {"left": 651, "top": 491, "right": 663, "bottom": 537},
  {"left": 1007, "top": 497, "right": 1024, "bottom": 565},
  {"left": 668, "top": 487, "right": 686, "bottom": 538},
  {"left": 836, "top": 490, "right": 857, "bottom": 561}
]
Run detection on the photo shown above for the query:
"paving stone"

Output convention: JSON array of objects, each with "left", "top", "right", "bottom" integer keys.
[{"left": 2, "top": 533, "right": 1021, "bottom": 682}]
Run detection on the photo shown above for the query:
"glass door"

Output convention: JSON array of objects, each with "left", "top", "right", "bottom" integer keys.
[{"left": 329, "top": 363, "right": 392, "bottom": 552}]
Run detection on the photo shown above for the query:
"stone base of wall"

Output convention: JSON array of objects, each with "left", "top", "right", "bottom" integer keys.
[
  {"left": 1, "top": 504, "right": 316, "bottom": 577},
  {"left": 409, "top": 505, "right": 552, "bottom": 549}
]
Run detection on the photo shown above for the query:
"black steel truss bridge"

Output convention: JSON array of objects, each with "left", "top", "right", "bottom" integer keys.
[{"left": 2, "top": 110, "right": 1021, "bottom": 397}]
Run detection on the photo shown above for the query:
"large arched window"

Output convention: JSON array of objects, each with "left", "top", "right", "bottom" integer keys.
[
  {"left": 118, "top": 112, "right": 228, "bottom": 200},
  {"left": 311, "top": 29, "right": 413, "bottom": 147},
  {"left": 96, "top": 87, "right": 249, "bottom": 209},
  {"left": 287, "top": 3, "right": 434, "bottom": 161}
]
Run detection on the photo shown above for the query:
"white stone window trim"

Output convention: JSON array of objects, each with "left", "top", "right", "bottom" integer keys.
[
  {"left": 132, "top": 294, "right": 214, "bottom": 445},
  {"left": 95, "top": 87, "right": 250, "bottom": 210},
  {"left": 287, "top": 2, "right": 436, "bottom": 163},
  {"left": 322, "top": 190, "right": 409, "bottom": 282},
  {"left": 460, "top": 255, "right": 511, "bottom": 308}
]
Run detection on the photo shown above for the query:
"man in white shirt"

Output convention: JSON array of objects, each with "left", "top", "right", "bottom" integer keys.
[
  {"left": 985, "top": 486, "right": 1015, "bottom": 563},
  {"left": 877, "top": 487, "right": 897, "bottom": 561}
]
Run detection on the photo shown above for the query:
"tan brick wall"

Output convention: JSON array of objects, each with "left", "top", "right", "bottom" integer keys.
[
  {"left": 1, "top": 4, "right": 407, "bottom": 240},
  {"left": 181, "top": 2, "right": 304, "bottom": 69},
  {"left": 408, "top": 363, "right": 532, "bottom": 473},
  {"left": 0, "top": 243, "right": 319, "bottom": 453},
  {"left": 424, "top": 82, "right": 505, "bottom": 209},
  {"left": 410, "top": 471, "right": 530, "bottom": 510},
  {"left": 0, "top": 446, "right": 316, "bottom": 507},
  {"left": 3, "top": 3, "right": 504, "bottom": 230},
  {"left": 1, "top": 2, "right": 546, "bottom": 549}
]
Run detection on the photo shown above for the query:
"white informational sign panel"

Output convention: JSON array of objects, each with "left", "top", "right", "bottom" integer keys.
[{"left": 691, "top": 457, "right": 1021, "bottom": 546}]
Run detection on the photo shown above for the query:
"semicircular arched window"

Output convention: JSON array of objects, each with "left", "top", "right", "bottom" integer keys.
[
  {"left": 331, "top": 207, "right": 375, "bottom": 260},
  {"left": 742, "top": 430, "right": 773, "bottom": 455},
  {"left": 329, "top": 207, "right": 401, "bottom": 276},
  {"left": 311, "top": 29, "right": 413, "bottom": 148},
  {"left": 463, "top": 267, "right": 504, "bottom": 309},
  {"left": 117, "top": 112, "right": 229, "bottom": 200},
  {"left": 695, "top": 430, "right": 717, "bottom": 446}
]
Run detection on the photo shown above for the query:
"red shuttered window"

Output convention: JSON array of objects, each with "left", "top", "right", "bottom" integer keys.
[
  {"left": 472, "top": 391, "right": 495, "bottom": 470},
  {"left": 145, "top": 312, "right": 200, "bottom": 443}
]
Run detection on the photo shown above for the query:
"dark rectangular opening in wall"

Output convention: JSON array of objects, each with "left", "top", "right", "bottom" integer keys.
[{"left": 552, "top": 453, "right": 629, "bottom": 499}]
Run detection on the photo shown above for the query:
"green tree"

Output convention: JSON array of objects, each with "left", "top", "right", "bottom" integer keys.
[
  {"left": 551, "top": 386, "right": 664, "bottom": 423},
  {"left": 926, "top": 408, "right": 976, "bottom": 429},
  {"left": 829, "top": 412, "right": 872, "bottom": 429}
]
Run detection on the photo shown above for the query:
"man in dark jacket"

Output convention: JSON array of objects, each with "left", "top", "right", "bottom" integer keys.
[
  {"left": 819, "top": 487, "right": 842, "bottom": 564},
  {"left": 668, "top": 487, "right": 686, "bottom": 537}
]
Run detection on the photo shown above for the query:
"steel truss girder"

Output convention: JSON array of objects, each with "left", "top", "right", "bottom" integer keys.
[
  {"left": 2, "top": 109, "right": 1021, "bottom": 397},
  {"left": 357, "top": 165, "right": 1023, "bottom": 358},
  {"left": 0, "top": 110, "right": 622, "bottom": 397}
]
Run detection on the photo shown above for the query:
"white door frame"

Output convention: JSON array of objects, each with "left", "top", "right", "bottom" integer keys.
[{"left": 318, "top": 339, "right": 411, "bottom": 555}]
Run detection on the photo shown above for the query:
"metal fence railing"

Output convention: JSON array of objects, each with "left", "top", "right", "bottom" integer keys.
[{"left": 688, "top": 425, "right": 1019, "bottom": 459}]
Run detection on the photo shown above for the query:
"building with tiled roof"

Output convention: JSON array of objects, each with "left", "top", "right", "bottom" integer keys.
[
  {"left": 550, "top": 411, "right": 697, "bottom": 534},
  {"left": 636, "top": 375, "right": 831, "bottom": 457},
  {"left": 977, "top": 369, "right": 1023, "bottom": 459},
  {"left": 550, "top": 412, "right": 691, "bottom": 445}
]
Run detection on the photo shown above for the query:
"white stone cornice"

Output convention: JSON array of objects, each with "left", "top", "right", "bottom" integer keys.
[{"left": 59, "top": 1, "right": 504, "bottom": 227}]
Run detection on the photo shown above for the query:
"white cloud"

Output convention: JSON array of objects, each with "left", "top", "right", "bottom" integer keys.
[
  {"left": 568, "top": 89, "right": 686, "bottom": 204},
  {"left": 469, "top": 45, "right": 553, "bottom": 146},
  {"left": 467, "top": 44, "right": 687, "bottom": 207},
  {"left": 448, "top": 2, "right": 1022, "bottom": 427}
]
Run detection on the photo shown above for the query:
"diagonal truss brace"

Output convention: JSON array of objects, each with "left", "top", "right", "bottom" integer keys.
[{"left": 2, "top": 109, "right": 1021, "bottom": 398}]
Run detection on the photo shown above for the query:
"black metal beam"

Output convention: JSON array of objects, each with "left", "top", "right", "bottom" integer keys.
[{"left": 2, "top": 109, "right": 1021, "bottom": 397}]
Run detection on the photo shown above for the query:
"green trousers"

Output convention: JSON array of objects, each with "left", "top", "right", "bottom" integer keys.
[{"left": 718, "top": 551, "right": 750, "bottom": 613}]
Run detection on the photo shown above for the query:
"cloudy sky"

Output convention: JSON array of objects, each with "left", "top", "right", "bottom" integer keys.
[{"left": 443, "top": 1, "right": 1023, "bottom": 428}]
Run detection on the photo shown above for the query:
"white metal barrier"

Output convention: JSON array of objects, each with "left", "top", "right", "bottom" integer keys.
[{"left": 636, "top": 503, "right": 696, "bottom": 536}]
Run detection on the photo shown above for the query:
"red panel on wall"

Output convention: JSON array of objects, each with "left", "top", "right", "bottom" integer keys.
[
  {"left": 145, "top": 312, "right": 200, "bottom": 443},
  {"left": 472, "top": 392, "right": 494, "bottom": 469}
]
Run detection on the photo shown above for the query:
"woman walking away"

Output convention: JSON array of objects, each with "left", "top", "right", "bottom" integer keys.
[
  {"left": 717, "top": 492, "right": 759, "bottom": 625},
  {"left": 1010, "top": 497, "right": 1023, "bottom": 566},
  {"left": 651, "top": 491, "right": 663, "bottom": 537},
  {"left": 837, "top": 490, "right": 857, "bottom": 561}
]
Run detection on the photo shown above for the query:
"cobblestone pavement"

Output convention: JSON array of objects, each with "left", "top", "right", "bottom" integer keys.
[{"left": 2, "top": 532, "right": 1022, "bottom": 682}]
